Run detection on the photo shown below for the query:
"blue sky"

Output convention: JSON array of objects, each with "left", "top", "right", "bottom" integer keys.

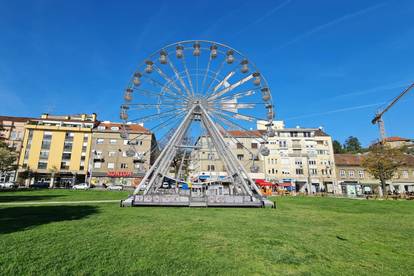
[{"left": 0, "top": 0, "right": 413, "bottom": 146}]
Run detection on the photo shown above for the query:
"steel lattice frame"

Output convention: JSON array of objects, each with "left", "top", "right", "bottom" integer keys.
[{"left": 120, "top": 40, "right": 275, "bottom": 207}]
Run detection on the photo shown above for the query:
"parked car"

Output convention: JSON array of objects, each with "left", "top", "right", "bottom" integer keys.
[
  {"left": 72, "top": 183, "right": 90, "bottom": 190},
  {"left": 29, "top": 182, "right": 49, "bottom": 189},
  {"left": 107, "top": 184, "right": 123, "bottom": 191},
  {"left": 0, "top": 182, "right": 17, "bottom": 189}
]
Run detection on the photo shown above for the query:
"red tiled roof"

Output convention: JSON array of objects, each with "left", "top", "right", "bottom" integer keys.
[
  {"left": 0, "top": 115, "right": 34, "bottom": 123},
  {"left": 335, "top": 153, "right": 414, "bottom": 167},
  {"left": 226, "top": 130, "right": 264, "bottom": 137},
  {"left": 97, "top": 122, "right": 150, "bottom": 134},
  {"left": 383, "top": 136, "right": 412, "bottom": 142},
  {"left": 334, "top": 154, "right": 365, "bottom": 166}
]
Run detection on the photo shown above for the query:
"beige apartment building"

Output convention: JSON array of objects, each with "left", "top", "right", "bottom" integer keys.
[
  {"left": 335, "top": 153, "right": 414, "bottom": 196},
  {"left": 89, "top": 121, "right": 157, "bottom": 187},
  {"left": 17, "top": 113, "right": 97, "bottom": 186},
  {"left": 190, "top": 120, "right": 338, "bottom": 194},
  {"left": 260, "top": 121, "right": 337, "bottom": 194},
  {"left": 0, "top": 116, "right": 32, "bottom": 182}
]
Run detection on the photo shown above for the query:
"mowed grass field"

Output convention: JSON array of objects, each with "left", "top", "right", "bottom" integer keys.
[{"left": 0, "top": 190, "right": 413, "bottom": 275}]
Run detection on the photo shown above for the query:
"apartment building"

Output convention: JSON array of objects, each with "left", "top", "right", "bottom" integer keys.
[
  {"left": 89, "top": 121, "right": 157, "bottom": 187},
  {"left": 17, "top": 113, "right": 97, "bottom": 186},
  {"left": 0, "top": 116, "right": 32, "bottom": 182},
  {"left": 190, "top": 120, "right": 338, "bottom": 194},
  {"left": 335, "top": 153, "right": 414, "bottom": 196},
  {"left": 261, "top": 121, "right": 337, "bottom": 194}
]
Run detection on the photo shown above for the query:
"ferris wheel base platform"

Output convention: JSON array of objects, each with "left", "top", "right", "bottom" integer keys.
[{"left": 121, "top": 195, "right": 275, "bottom": 208}]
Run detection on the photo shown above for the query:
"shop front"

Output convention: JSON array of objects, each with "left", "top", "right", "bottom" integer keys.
[{"left": 91, "top": 171, "right": 145, "bottom": 188}]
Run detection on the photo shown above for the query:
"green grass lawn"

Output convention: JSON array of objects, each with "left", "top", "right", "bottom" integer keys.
[
  {"left": 0, "top": 191, "right": 413, "bottom": 275},
  {"left": 0, "top": 189, "right": 130, "bottom": 203}
]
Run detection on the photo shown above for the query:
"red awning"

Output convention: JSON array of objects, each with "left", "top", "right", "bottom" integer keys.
[{"left": 255, "top": 179, "right": 275, "bottom": 187}]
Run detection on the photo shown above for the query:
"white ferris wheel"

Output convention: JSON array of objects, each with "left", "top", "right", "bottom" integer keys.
[{"left": 120, "top": 40, "right": 275, "bottom": 207}]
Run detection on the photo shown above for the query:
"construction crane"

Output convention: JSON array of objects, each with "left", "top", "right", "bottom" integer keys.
[{"left": 371, "top": 82, "right": 414, "bottom": 142}]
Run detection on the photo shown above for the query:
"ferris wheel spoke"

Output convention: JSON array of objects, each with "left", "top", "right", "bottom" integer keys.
[
  {"left": 205, "top": 57, "right": 242, "bottom": 97},
  {"left": 128, "top": 111, "right": 185, "bottom": 144},
  {"left": 167, "top": 58, "right": 192, "bottom": 97},
  {"left": 209, "top": 111, "right": 265, "bottom": 144},
  {"left": 141, "top": 74, "right": 181, "bottom": 98},
  {"left": 212, "top": 87, "right": 260, "bottom": 103},
  {"left": 123, "top": 103, "right": 186, "bottom": 110},
  {"left": 128, "top": 108, "right": 185, "bottom": 123},
  {"left": 204, "top": 59, "right": 226, "bottom": 97},
  {"left": 181, "top": 54, "right": 195, "bottom": 96},
  {"left": 213, "top": 71, "right": 235, "bottom": 93},
  {"left": 201, "top": 55, "right": 213, "bottom": 94},
  {"left": 208, "top": 74, "right": 254, "bottom": 100},
  {"left": 153, "top": 65, "right": 187, "bottom": 98},
  {"left": 132, "top": 87, "right": 181, "bottom": 101},
  {"left": 215, "top": 103, "right": 258, "bottom": 110}
]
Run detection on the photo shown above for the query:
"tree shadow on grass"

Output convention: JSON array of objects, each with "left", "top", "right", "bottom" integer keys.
[
  {"left": 0, "top": 205, "right": 99, "bottom": 234},
  {"left": 0, "top": 195, "right": 66, "bottom": 203}
]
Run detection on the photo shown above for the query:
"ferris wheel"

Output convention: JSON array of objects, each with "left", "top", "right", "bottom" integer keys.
[{"left": 120, "top": 40, "right": 275, "bottom": 207}]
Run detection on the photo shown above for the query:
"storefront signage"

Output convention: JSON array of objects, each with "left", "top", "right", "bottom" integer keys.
[{"left": 107, "top": 171, "right": 133, "bottom": 177}]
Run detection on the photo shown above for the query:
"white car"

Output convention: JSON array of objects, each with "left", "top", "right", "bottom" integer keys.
[
  {"left": 72, "top": 183, "right": 90, "bottom": 190},
  {"left": 0, "top": 182, "right": 17, "bottom": 189},
  {"left": 107, "top": 184, "right": 123, "bottom": 191}
]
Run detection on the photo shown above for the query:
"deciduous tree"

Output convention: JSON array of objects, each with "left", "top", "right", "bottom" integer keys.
[
  {"left": 362, "top": 145, "right": 404, "bottom": 196},
  {"left": 0, "top": 141, "right": 17, "bottom": 178}
]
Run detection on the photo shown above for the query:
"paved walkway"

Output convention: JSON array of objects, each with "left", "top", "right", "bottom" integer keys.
[{"left": 0, "top": 200, "right": 120, "bottom": 206}]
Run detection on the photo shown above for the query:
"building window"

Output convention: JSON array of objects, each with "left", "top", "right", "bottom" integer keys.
[
  {"left": 304, "top": 132, "right": 311, "bottom": 137},
  {"left": 97, "top": 138, "right": 104, "bottom": 144},
  {"left": 309, "top": 160, "right": 316, "bottom": 165},
  {"left": 111, "top": 126, "right": 119, "bottom": 131},
  {"left": 39, "top": 150, "right": 49, "bottom": 160},
  {"left": 295, "top": 160, "right": 302, "bottom": 165},
  {"left": 37, "top": 161, "right": 47, "bottom": 169},
  {"left": 236, "top": 143, "right": 243, "bottom": 149},
  {"left": 94, "top": 162, "right": 102, "bottom": 169},
  {"left": 310, "top": 168, "right": 318, "bottom": 175},
  {"left": 251, "top": 143, "right": 258, "bottom": 149},
  {"left": 110, "top": 139, "right": 117, "bottom": 145},
  {"left": 358, "top": 170, "right": 365, "bottom": 178},
  {"left": 97, "top": 126, "right": 106, "bottom": 131},
  {"left": 108, "top": 151, "right": 116, "bottom": 157},
  {"left": 62, "top": 152, "right": 71, "bottom": 160},
  {"left": 207, "top": 153, "right": 214, "bottom": 160},
  {"left": 402, "top": 170, "right": 408, "bottom": 178},
  {"left": 237, "top": 154, "right": 244, "bottom": 160},
  {"left": 340, "top": 170, "right": 345, "bottom": 177},
  {"left": 108, "top": 163, "right": 115, "bottom": 169},
  {"left": 207, "top": 165, "right": 215, "bottom": 171},
  {"left": 290, "top": 132, "right": 298, "bottom": 137},
  {"left": 279, "top": 140, "right": 287, "bottom": 148},
  {"left": 63, "top": 141, "right": 72, "bottom": 152},
  {"left": 295, "top": 168, "right": 304, "bottom": 175},
  {"left": 349, "top": 170, "right": 355, "bottom": 177},
  {"left": 60, "top": 161, "right": 70, "bottom": 170},
  {"left": 120, "top": 163, "right": 128, "bottom": 169}
]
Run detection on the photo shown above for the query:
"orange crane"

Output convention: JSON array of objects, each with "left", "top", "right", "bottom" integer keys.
[{"left": 371, "top": 82, "right": 414, "bottom": 143}]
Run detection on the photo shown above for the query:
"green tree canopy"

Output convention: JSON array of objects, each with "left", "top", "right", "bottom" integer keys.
[
  {"left": 344, "top": 136, "right": 362, "bottom": 153},
  {"left": 333, "top": 140, "right": 344, "bottom": 154},
  {"left": 0, "top": 141, "right": 18, "bottom": 175}
]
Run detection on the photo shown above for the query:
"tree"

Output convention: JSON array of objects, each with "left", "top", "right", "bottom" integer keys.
[
  {"left": 0, "top": 140, "right": 17, "bottom": 179},
  {"left": 333, "top": 140, "right": 344, "bottom": 154},
  {"left": 344, "top": 136, "right": 362, "bottom": 153},
  {"left": 362, "top": 145, "right": 405, "bottom": 196}
]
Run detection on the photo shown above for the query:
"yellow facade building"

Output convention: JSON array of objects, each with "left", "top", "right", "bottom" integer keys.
[{"left": 18, "top": 113, "right": 97, "bottom": 187}]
